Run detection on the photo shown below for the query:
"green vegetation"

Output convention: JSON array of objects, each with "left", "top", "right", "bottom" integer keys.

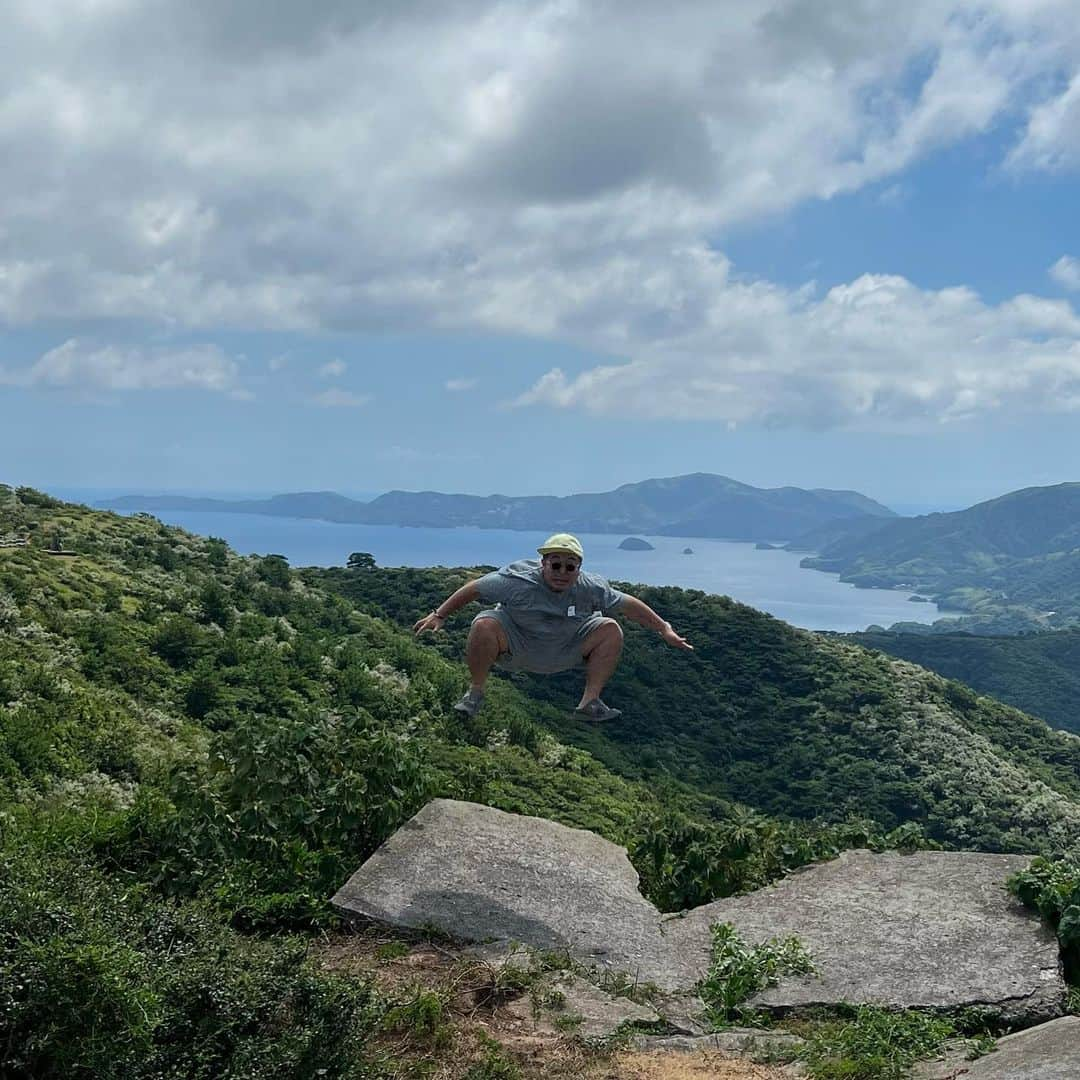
[
  {"left": 316, "top": 564, "right": 1080, "bottom": 859},
  {"left": 463, "top": 1034, "right": 523, "bottom": 1079},
  {"left": 2, "top": 484, "right": 1079, "bottom": 1076},
  {"left": 698, "top": 922, "right": 815, "bottom": 1025},
  {"left": 0, "top": 839, "right": 381, "bottom": 1079},
  {"left": 796, "top": 1006, "right": 957, "bottom": 1080},
  {"left": 0, "top": 486, "right": 924, "bottom": 1074},
  {"left": 1008, "top": 857, "right": 1080, "bottom": 979},
  {"left": 848, "top": 628, "right": 1080, "bottom": 733}
]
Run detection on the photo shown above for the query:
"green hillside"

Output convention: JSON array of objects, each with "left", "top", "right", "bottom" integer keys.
[
  {"left": 800, "top": 483, "right": 1080, "bottom": 630},
  {"left": 0, "top": 486, "right": 931, "bottom": 1077},
  {"left": 3, "top": 485, "right": 1079, "bottom": 1076},
  {"left": 847, "top": 628, "right": 1080, "bottom": 734},
  {"left": 317, "top": 564, "right": 1080, "bottom": 855}
]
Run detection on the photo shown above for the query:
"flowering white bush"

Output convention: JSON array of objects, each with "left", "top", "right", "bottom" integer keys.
[
  {"left": 485, "top": 729, "right": 510, "bottom": 751},
  {"left": 0, "top": 591, "right": 19, "bottom": 631},
  {"left": 366, "top": 660, "right": 410, "bottom": 695},
  {"left": 42, "top": 770, "right": 137, "bottom": 811}
]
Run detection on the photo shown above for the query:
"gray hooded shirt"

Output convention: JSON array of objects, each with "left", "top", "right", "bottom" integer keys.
[{"left": 474, "top": 559, "right": 625, "bottom": 651}]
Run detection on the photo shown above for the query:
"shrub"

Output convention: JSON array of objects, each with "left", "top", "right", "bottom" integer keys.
[
  {"left": 121, "top": 708, "right": 437, "bottom": 927},
  {"left": 1008, "top": 856, "right": 1080, "bottom": 980},
  {"left": 149, "top": 615, "right": 208, "bottom": 670},
  {"left": 256, "top": 554, "right": 291, "bottom": 589},
  {"left": 382, "top": 987, "right": 451, "bottom": 1049},
  {"left": 0, "top": 840, "right": 382, "bottom": 1078},
  {"left": 699, "top": 922, "right": 815, "bottom": 1025}
]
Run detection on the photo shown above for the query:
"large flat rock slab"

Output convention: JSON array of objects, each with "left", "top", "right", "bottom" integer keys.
[
  {"left": 332, "top": 800, "right": 1067, "bottom": 1025},
  {"left": 665, "top": 850, "right": 1064, "bottom": 1026},
  {"left": 332, "top": 799, "right": 671, "bottom": 978},
  {"left": 914, "top": 1016, "right": 1080, "bottom": 1079}
]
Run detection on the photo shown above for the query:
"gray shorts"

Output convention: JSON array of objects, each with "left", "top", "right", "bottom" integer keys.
[{"left": 473, "top": 608, "right": 614, "bottom": 674}]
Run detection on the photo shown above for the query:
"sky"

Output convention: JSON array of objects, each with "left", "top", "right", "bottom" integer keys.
[{"left": 5, "top": 1, "right": 1080, "bottom": 513}]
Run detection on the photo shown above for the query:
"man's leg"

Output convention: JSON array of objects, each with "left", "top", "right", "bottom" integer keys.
[
  {"left": 577, "top": 619, "right": 624, "bottom": 709},
  {"left": 466, "top": 616, "right": 509, "bottom": 692}
]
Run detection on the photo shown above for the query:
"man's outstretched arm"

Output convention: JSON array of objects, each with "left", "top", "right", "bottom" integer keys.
[
  {"left": 413, "top": 579, "right": 481, "bottom": 634},
  {"left": 617, "top": 594, "right": 694, "bottom": 650}
]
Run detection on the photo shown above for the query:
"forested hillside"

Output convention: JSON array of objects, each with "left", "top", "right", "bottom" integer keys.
[
  {"left": 800, "top": 483, "right": 1080, "bottom": 630},
  {"left": 847, "top": 628, "right": 1080, "bottom": 734},
  {"left": 3, "top": 485, "right": 1079, "bottom": 1076},
  {"left": 316, "top": 563, "right": 1080, "bottom": 855},
  {"left": 0, "top": 486, "right": 930, "bottom": 1077}
]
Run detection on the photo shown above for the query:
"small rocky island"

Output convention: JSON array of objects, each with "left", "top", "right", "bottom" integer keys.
[
  {"left": 682, "top": 547, "right": 694, "bottom": 555},
  {"left": 618, "top": 536, "right": 655, "bottom": 551}
]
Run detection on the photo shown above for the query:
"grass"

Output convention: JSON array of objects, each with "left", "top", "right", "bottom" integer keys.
[{"left": 793, "top": 1006, "right": 957, "bottom": 1080}]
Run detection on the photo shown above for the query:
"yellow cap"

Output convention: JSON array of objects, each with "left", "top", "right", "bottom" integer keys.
[{"left": 537, "top": 533, "right": 584, "bottom": 560}]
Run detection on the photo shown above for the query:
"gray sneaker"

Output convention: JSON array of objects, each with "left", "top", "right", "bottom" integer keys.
[
  {"left": 574, "top": 698, "right": 622, "bottom": 722},
  {"left": 452, "top": 688, "right": 485, "bottom": 718}
]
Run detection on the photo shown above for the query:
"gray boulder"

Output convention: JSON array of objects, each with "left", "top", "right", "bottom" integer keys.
[
  {"left": 332, "top": 799, "right": 670, "bottom": 977},
  {"left": 331, "top": 801, "right": 1066, "bottom": 1027},
  {"left": 665, "top": 849, "right": 1065, "bottom": 1026},
  {"left": 914, "top": 1016, "right": 1080, "bottom": 1079}
]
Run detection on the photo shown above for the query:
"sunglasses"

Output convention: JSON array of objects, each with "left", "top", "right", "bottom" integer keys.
[{"left": 546, "top": 559, "right": 580, "bottom": 572}]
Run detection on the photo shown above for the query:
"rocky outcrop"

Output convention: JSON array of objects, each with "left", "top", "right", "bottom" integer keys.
[
  {"left": 331, "top": 800, "right": 1066, "bottom": 1028},
  {"left": 502, "top": 972, "right": 661, "bottom": 1043},
  {"left": 664, "top": 849, "right": 1065, "bottom": 1027},
  {"left": 333, "top": 799, "right": 669, "bottom": 977}
]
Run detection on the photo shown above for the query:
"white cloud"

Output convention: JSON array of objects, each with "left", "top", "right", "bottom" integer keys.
[
  {"left": 445, "top": 377, "right": 476, "bottom": 391},
  {"left": 309, "top": 388, "right": 370, "bottom": 408},
  {"left": 318, "top": 358, "right": 346, "bottom": 377},
  {"left": 0, "top": 1, "right": 1074, "bottom": 330},
  {"left": 4, "top": 3, "right": 1080, "bottom": 428},
  {"left": 7, "top": 339, "right": 240, "bottom": 392},
  {"left": 1050, "top": 255, "right": 1080, "bottom": 291},
  {"left": 509, "top": 272, "right": 1080, "bottom": 426},
  {"left": 1009, "top": 70, "right": 1080, "bottom": 172}
]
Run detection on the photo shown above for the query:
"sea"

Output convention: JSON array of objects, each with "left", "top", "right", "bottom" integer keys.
[{"left": 101, "top": 505, "right": 949, "bottom": 634}]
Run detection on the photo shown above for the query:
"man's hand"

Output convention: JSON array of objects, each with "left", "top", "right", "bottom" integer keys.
[
  {"left": 661, "top": 623, "right": 694, "bottom": 650},
  {"left": 413, "top": 611, "right": 446, "bottom": 635}
]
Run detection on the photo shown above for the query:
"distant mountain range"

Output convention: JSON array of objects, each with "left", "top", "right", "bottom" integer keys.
[
  {"left": 803, "top": 483, "right": 1080, "bottom": 630},
  {"left": 101, "top": 473, "right": 898, "bottom": 543}
]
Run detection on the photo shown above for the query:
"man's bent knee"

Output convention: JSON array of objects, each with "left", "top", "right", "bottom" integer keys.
[
  {"left": 582, "top": 618, "right": 623, "bottom": 655},
  {"left": 470, "top": 615, "right": 509, "bottom": 655}
]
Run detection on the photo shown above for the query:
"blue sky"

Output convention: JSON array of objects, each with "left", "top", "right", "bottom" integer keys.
[{"left": 5, "top": 1, "right": 1080, "bottom": 513}]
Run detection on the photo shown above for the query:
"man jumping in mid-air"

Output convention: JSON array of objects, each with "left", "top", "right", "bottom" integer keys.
[{"left": 413, "top": 532, "right": 693, "bottom": 722}]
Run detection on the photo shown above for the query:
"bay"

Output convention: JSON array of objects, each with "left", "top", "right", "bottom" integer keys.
[{"left": 127, "top": 508, "right": 947, "bottom": 633}]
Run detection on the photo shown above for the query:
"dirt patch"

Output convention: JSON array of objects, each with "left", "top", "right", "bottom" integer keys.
[
  {"left": 311, "top": 927, "right": 791, "bottom": 1079},
  {"left": 606, "top": 1052, "right": 788, "bottom": 1078}
]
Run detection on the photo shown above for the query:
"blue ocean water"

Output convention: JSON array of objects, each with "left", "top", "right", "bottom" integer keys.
[{"left": 116, "top": 507, "right": 946, "bottom": 633}]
